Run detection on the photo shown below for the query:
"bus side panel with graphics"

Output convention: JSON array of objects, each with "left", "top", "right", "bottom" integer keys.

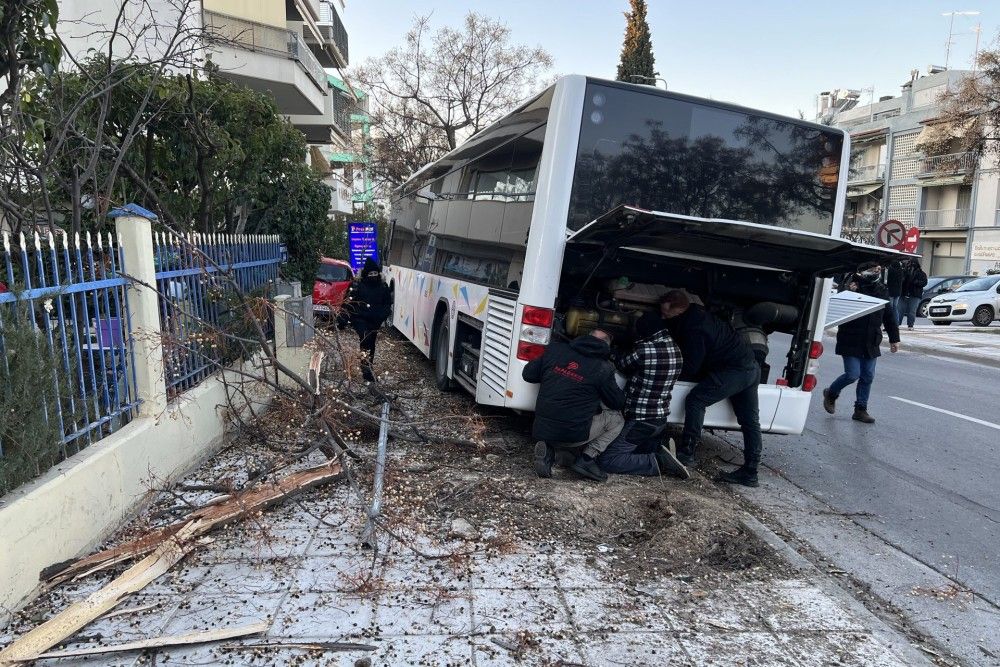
[{"left": 387, "top": 75, "right": 901, "bottom": 435}]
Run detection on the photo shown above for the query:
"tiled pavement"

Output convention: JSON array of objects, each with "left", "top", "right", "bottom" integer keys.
[{"left": 2, "top": 485, "right": 927, "bottom": 666}]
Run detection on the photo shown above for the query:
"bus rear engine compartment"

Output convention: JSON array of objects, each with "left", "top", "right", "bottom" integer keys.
[{"left": 555, "top": 251, "right": 817, "bottom": 389}]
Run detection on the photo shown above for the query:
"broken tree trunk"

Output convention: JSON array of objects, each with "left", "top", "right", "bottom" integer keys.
[
  {"left": 41, "top": 458, "right": 343, "bottom": 587},
  {"left": 0, "top": 521, "right": 203, "bottom": 666},
  {"left": 1, "top": 459, "right": 343, "bottom": 665}
]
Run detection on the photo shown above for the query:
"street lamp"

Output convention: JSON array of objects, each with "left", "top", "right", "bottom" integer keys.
[
  {"left": 629, "top": 73, "right": 668, "bottom": 90},
  {"left": 942, "top": 10, "right": 980, "bottom": 69}
]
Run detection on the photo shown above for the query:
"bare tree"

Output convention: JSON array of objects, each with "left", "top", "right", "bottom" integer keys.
[
  {"left": 352, "top": 12, "right": 552, "bottom": 190},
  {"left": 936, "top": 35, "right": 1000, "bottom": 163}
]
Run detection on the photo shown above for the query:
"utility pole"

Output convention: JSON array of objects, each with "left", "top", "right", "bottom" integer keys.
[
  {"left": 942, "top": 10, "right": 980, "bottom": 69},
  {"left": 973, "top": 23, "right": 982, "bottom": 71}
]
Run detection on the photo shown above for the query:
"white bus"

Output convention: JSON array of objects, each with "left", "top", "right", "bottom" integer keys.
[{"left": 385, "top": 75, "right": 897, "bottom": 435}]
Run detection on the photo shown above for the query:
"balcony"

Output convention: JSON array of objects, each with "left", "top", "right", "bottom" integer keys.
[
  {"left": 310, "top": 1, "right": 349, "bottom": 67},
  {"left": 847, "top": 163, "right": 885, "bottom": 184},
  {"left": 204, "top": 10, "right": 328, "bottom": 115},
  {"left": 290, "top": 87, "right": 355, "bottom": 143},
  {"left": 916, "top": 152, "right": 977, "bottom": 179},
  {"left": 843, "top": 212, "right": 880, "bottom": 231},
  {"left": 917, "top": 208, "right": 972, "bottom": 229}
]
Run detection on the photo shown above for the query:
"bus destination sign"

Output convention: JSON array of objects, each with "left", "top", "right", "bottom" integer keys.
[{"left": 348, "top": 222, "right": 379, "bottom": 272}]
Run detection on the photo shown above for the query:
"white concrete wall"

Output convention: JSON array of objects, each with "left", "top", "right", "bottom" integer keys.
[{"left": 0, "top": 346, "right": 307, "bottom": 627}]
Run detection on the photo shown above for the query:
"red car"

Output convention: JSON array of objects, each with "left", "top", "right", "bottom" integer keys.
[{"left": 313, "top": 258, "right": 354, "bottom": 316}]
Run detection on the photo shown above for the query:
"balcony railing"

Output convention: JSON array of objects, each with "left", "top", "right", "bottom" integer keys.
[
  {"left": 917, "top": 152, "right": 977, "bottom": 177},
  {"left": 317, "top": 1, "right": 349, "bottom": 64},
  {"left": 331, "top": 91, "right": 354, "bottom": 137},
  {"left": 848, "top": 163, "right": 885, "bottom": 183},
  {"left": 843, "top": 212, "right": 880, "bottom": 230},
  {"left": 917, "top": 208, "right": 972, "bottom": 229},
  {"left": 204, "top": 10, "right": 328, "bottom": 91}
]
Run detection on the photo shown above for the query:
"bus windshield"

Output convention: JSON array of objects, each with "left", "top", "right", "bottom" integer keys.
[{"left": 567, "top": 81, "right": 844, "bottom": 235}]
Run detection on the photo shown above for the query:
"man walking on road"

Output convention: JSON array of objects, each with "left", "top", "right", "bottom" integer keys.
[
  {"left": 523, "top": 329, "right": 625, "bottom": 482},
  {"left": 597, "top": 316, "right": 689, "bottom": 479},
  {"left": 659, "top": 291, "right": 763, "bottom": 488},
  {"left": 897, "top": 259, "right": 928, "bottom": 330},
  {"left": 823, "top": 261, "right": 901, "bottom": 424},
  {"left": 341, "top": 258, "right": 392, "bottom": 382}
]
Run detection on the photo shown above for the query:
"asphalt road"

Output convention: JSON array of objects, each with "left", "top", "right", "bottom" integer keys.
[{"left": 760, "top": 335, "right": 1000, "bottom": 607}]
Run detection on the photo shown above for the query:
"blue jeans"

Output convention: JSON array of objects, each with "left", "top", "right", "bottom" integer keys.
[
  {"left": 898, "top": 296, "right": 920, "bottom": 328},
  {"left": 828, "top": 356, "right": 877, "bottom": 409},
  {"left": 890, "top": 296, "right": 901, "bottom": 321},
  {"left": 597, "top": 419, "right": 663, "bottom": 476}
]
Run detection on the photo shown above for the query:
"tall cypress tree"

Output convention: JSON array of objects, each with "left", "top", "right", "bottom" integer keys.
[{"left": 615, "top": 0, "right": 656, "bottom": 82}]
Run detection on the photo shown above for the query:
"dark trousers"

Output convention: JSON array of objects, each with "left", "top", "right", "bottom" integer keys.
[
  {"left": 353, "top": 323, "right": 379, "bottom": 378},
  {"left": 681, "top": 365, "right": 763, "bottom": 471},
  {"left": 597, "top": 419, "right": 664, "bottom": 476}
]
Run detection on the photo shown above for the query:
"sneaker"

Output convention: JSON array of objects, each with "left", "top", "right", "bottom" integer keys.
[
  {"left": 852, "top": 408, "right": 875, "bottom": 424},
  {"left": 716, "top": 466, "right": 759, "bottom": 488},
  {"left": 533, "top": 441, "right": 554, "bottom": 478},
  {"left": 655, "top": 446, "right": 690, "bottom": 480},
  {"left": 822, "top": 388, "right": 836, "bottom": 414},
  {"left": 570, "top": 456, "right": 608, "bottom": 482}
]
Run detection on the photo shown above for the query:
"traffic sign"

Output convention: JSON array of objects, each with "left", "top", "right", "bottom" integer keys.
[
  {"left": 903, "top": 227, "right": 920, "bottom": 254},
  {"left": 875, "top": 219, "right": 907, "bottom": 250}
]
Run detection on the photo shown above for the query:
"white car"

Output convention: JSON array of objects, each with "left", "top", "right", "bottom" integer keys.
[{"left": 927, "top": 274, "right": 1000, "bottom": 326}]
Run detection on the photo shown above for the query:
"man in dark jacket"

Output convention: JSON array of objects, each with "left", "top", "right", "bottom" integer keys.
[
  {"left": 597, "top": 316, "right": 689, "bottom": 479},
  {"left": 660, "top": 290, "right": 762, "bottom": 488},
  {"left": 522, "top": 329, "right": 625, "bottom": 482},
  {"left": 823, "top": 261, "right": 901, "bottom": 423},
  {"left": 886, "top": 260, "right": 903, "bottom": 321},
  {"left": 342, "top": 258, "right": 392, "bottom": 381},
  {"left": 897, "top": 259, "right": 928, "bottom": 329}
]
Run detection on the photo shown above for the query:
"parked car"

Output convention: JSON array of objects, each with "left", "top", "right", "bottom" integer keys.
[
  {"left": 313, "top": 258, "right": 354, "bottom": 316},
  {"left": 918, "top": 275, "right": 976, "bottom": 317},
  {"left": 927, "top": 274, "right": 1000, "bottom": 326}
]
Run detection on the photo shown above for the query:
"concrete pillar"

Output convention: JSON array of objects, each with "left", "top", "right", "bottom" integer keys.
[{"left": 112, "top": 207, "right": 167, "bottom": 417}]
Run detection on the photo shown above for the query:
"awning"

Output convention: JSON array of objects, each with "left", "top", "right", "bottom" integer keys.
[
  {"left": 851, "top": 128, "right": 888, "bottom": 143},
  {"left": 566, "top": 205, "right": 914, "bottom": 277},
  {"left": 846, "top": 183, "right": 883, "bottom": 198}
]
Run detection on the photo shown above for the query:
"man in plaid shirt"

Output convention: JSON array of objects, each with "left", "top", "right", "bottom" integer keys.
[{"left": 596, "top": 316, "right": 689, "bottom": 478}]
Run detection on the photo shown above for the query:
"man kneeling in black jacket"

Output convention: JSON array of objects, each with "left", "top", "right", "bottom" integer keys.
[{"left": 522, "top": 329, "right": 625, "bottom": 482}]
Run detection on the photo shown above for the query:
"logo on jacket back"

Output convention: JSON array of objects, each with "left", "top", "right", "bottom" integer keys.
[{"left": 553, "top": 361, "right": 585, "bottom": 382}]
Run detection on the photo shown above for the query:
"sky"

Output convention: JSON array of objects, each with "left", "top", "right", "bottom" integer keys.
[{"left": 341, "top": 0, "right": 998, "bottom": 119}]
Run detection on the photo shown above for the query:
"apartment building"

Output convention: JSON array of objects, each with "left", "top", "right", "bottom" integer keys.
[
  {"left": 819, "top": 68, "right": 1000, "bottom": 276},
  {"left": 57, "top": 0, "right": 362, "bottom": 215}
]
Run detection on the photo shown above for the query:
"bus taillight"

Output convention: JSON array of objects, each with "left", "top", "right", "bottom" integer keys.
[
  {"left": 802, "top": 374, "right": 818, "bottom": 392},
  {"left": 516, "top": 341, "right": 547, "bottom": 361},
  {"left": 521, "top": 305, "right": 554, "bottom": 327},
  {"left": 809, "top": 341, "right": 824, "bottom": 359},
  {"left": 517, "top": 305, "right": 554, "bottom": 360}
]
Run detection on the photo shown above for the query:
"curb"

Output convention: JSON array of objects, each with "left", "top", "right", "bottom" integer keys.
[
  {"left": 881, "top": 339, "right": 1000, "bottom": 369},
  {"left": 739, "top": 513, "right": 935, "bottom": 666}
]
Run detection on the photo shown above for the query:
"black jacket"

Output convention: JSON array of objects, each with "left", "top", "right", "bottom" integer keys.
[
  {"left": 343, "top": 260, "right": 391, "bottom": 330},
  {"left": 665, "top": 305, "right": 756, "bottom": 381},
  {"left": 900, "top": 264, "right": 928, "bottom": 298},
  {"left": 523, "top": 336, "right": 626, "bottom": 443},
  {"left": 835, "top": 277, "right": 900, "bottom": 359},
  {"left": 886, "top": 262, "right": 903, "bottom": 298}
]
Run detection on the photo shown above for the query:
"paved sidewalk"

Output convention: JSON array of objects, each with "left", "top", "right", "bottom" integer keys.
[
  {"left": 884, "top": 324, "right": 1000, "bottom": 367},
  {"left": 0, "top": 339, "right": 934, "bottom": 666}
]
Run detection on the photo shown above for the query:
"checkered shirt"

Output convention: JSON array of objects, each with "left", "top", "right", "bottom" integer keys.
[{"left": 618, "top": 329, "right": 683, "bottom": 421}]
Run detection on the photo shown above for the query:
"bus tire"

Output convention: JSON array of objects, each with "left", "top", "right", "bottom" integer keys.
[{"left": 434, "top": 319, "right": 457, "bottom": 391}]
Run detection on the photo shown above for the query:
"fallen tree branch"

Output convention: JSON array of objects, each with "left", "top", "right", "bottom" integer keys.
[
  {"left": 14, "top": 622, "right": 268, "bottom": 662},
  {"left": 41, "top": 459, "right": 343, "bottom": 586}
]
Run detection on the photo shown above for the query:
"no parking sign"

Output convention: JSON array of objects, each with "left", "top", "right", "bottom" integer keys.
[{"left": 875, "top": 219, "right": 907, "bottom": 251}]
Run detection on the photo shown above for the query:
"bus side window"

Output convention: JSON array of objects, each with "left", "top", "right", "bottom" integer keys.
[{"left": 500, "top": 126, "right": 545, "bottom": 247}]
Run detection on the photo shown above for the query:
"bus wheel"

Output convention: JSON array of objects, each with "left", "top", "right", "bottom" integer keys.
[{"left": 434, "top": 319, "right": 457, "bottom": 391}]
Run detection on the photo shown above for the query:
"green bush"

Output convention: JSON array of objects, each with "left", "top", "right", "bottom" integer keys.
[{"left": 0, "top": 303, "right": 77, "bottom": 495}]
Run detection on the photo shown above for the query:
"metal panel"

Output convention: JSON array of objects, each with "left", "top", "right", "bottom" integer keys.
[
  {"left": 477, "top": 294, "right": 516, "bottom": 401},
  {"left": 824, "top": 291, "right": 888, "bottom": 329},
  {"left": 283, "top": 296, "right": 315, "bottom": 348}
]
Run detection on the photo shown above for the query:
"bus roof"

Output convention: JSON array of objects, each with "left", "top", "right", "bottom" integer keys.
[{"left": 395, "top": 75, "right": 845, "bottom": 197}]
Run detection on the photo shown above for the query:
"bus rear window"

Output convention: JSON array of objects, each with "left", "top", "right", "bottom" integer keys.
[{"left": 568, "top": 83, "right": 843, "bottom": 234}]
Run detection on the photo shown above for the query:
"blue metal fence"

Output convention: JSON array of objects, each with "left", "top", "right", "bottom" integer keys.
[
  {"left": 0, "top": 231, "right": 140, "bottom": 459},
  {"left": 153, "top": 232, "right": 281, "bottom": 396}
]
